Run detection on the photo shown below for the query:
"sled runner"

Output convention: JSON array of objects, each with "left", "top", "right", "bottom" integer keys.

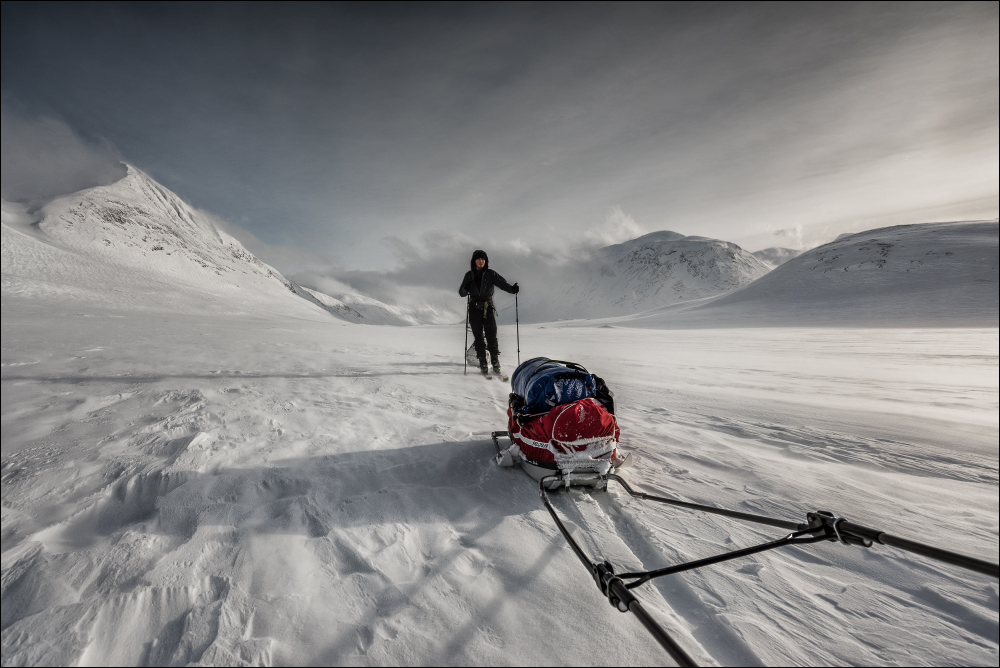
[{"left": 491, "top": 428, "right": 632, "bottom": 488}]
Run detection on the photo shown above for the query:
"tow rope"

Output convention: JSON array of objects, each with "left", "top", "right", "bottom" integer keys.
[{"left": 538, "top": 472, "right": 999, "bottom": 667}]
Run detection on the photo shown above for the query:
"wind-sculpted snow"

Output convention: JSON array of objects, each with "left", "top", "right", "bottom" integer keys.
[{"left": 1, "top": 300, "right": 996, "bottom": 666}]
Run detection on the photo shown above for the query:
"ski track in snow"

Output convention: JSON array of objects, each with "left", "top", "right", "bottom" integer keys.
[{"left": 2, "top": 302, "right": 997, "bottom": 666}]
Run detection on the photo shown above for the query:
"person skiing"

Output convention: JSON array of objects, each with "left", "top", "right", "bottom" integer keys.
[{"left": 459, "top": 249, "right": 518, "bottom": 376}]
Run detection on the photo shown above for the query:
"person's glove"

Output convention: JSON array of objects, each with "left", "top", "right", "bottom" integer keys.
[{"left": 512, "top": 283, "right": 520, "bottom": 294}]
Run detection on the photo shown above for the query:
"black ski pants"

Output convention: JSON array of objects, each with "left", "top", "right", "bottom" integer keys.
[{"left": 469, "top": 301, "right": 499, "bottom": 365}]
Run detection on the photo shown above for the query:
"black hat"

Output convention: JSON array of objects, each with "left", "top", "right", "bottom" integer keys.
[{"left": 471, "top": 249, "right": 489, "bottom": 271}]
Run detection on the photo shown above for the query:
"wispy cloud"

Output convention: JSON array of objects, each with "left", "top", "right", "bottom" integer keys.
[
  {"left": 584, "top": 206, "right": 646, "bottom": 247},
  {"left": 769, "top": 226, "right": 805, "bottom": 249},
  {"left": 2, "top": 4, "right": 995, "bottom": 267},
  {"left": 1, "top": 100, "right": 126, "bottom": 201},
  {"left": 288, "top": 205, "right": 650, "bottom": 323}
]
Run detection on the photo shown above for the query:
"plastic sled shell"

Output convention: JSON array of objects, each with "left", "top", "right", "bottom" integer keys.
[{"left": 491, "top": 430, "right": 629, "bottom": 489}]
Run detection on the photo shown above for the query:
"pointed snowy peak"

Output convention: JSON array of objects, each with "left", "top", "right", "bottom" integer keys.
[
  {"left": 33, "top": 165, "right": 289, "bottom": 289},
  {"left": 2, "top": 166, "right": 339, "bottom": 317}
]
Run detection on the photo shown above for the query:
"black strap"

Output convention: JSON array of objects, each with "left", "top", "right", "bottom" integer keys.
[
  {"left": 521, "top": 357, "right": 590, "bottom": 383},
  {"left": 546, "top": 359, "right": 590, "bottom": 373}
]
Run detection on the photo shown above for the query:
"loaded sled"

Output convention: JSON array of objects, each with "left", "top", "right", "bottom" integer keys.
[{"left": 492, "top": 357, "right": 632, "bottom": 488}]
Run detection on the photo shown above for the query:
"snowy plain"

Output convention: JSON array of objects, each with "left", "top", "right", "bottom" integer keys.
[
  {"left": 3, "top": 305, "right": 997, "bottom": 666},
  {"left": 1, "top": 170, "right": 998, "bottom": 666}
]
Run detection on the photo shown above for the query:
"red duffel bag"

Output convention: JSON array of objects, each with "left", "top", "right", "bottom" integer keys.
[{"left": 507, "top": 397, "right": 619, "bottom": 466}]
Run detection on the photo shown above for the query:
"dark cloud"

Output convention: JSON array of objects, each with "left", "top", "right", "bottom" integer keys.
[
  {"left": 1, "top": 100, "right": 126, "bottom": 201},
  {"left": 2, "top": 2, "right": 996, "bottom": 267}
]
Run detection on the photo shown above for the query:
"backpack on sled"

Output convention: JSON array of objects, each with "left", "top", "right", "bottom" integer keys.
[
  {"left": 497, "top": 358, "right": 626, "bottom": 486},
  {"left": 509, "top": 357, "right": 616, "bottom": 418}
]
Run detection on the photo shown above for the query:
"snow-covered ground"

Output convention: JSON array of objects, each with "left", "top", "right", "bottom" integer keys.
[
  {"left": 2, "top": 298, "right": 997, "bottom": 666},
  {"left": 2, "top": 171, "right": 997, "bottom": 666}
]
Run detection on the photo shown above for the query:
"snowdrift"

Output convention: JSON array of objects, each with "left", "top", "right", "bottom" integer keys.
[
  {"left": 625, "top": 221, "right": 999, "bottom": 328},
  {"left": 3, "top": 314, "right": 995, "bottom": 666}
]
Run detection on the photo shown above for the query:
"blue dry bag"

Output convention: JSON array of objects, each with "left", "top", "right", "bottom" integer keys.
[{"left": 510, "top": 357, "right": 598, "bottom": 416}]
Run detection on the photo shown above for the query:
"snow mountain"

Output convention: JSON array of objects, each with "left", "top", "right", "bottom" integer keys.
[
  {"left": 630, "top": 220, "right": 999, "bottom": 327},
  {"left": 2, "top": 165, "right": 309, "bottom": 315},
  {"left": 503, "top": 230, "right": 771, "bottom": 323},
  {"left": 2, "top": 166, "right": 408, "bottom": 323}
]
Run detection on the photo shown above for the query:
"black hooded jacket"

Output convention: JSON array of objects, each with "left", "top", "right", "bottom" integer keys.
[{"left": 458, "top": 250, "right": 515, "bottom": 304}]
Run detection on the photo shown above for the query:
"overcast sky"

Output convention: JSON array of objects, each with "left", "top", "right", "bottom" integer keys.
[{"left": 2, "top": 2, "right": 997, "bottom": 276}]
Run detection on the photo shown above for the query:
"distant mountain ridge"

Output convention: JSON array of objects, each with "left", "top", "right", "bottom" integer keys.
[
  {"left": 7, "top": 167, "right": 993, "bottom": 328},
  {"left": 624, "top": 220, "right": 999, "bottom": 328},
  {"left": 502, "top": 230, "right": 772, "bottom": 322}
]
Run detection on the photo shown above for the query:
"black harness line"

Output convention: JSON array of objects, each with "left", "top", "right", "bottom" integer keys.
[
  {"left": 536, "top": 471, "right": 1000, "bottom": 667},
  {"left": 603, "top": 474, "right": 998, "bottom": 578}
]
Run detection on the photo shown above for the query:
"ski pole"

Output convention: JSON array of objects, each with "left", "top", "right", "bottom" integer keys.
[
  {"left": 515, "top": 292, "right": 520, "bottom": 366},
  {"left": 464, "top": 296, "right": 469, "bottom": 375}
]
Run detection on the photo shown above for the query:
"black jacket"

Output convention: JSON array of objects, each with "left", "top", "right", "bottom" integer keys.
[{"left": 459, "top": 251, "right": 515, "bottom": 303}]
